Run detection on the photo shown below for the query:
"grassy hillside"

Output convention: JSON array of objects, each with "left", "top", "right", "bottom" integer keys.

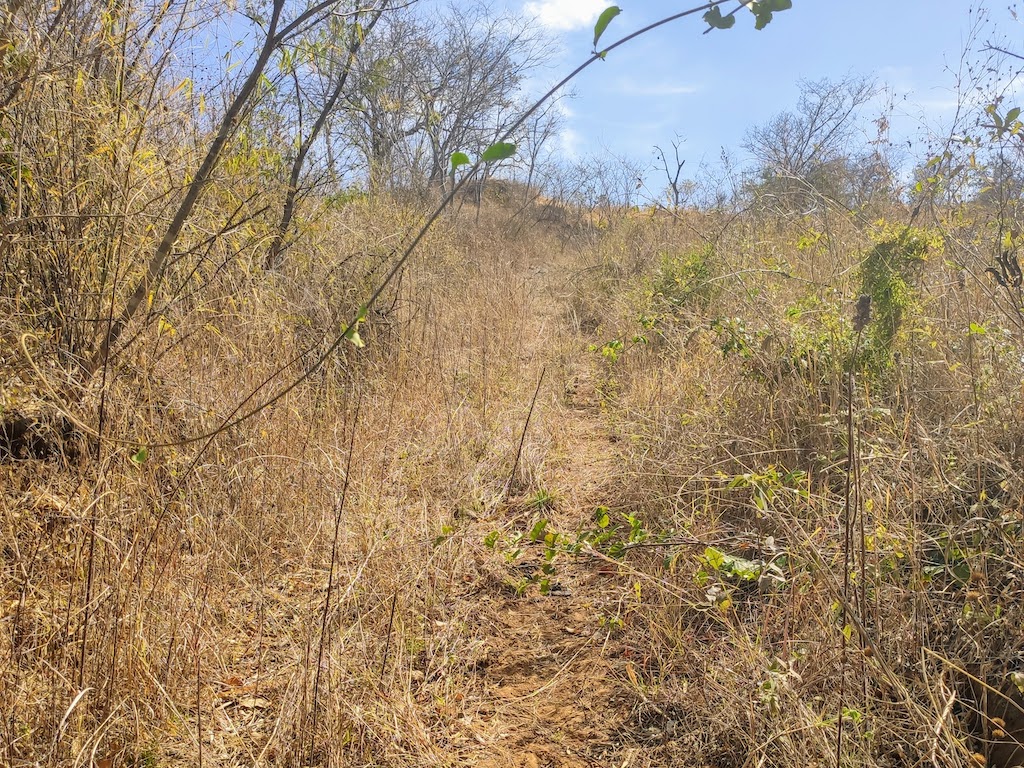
[
  {"left": 4, "top": 184, "right": 1024, "bottom": 767},
  {"left": 4, "top": 1, "right": 1024, "bottom": 764}
]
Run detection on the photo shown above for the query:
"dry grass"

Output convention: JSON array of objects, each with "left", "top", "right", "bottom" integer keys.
[
  {"left": 4, "top": 172, "right": 1024, "bottom": 768},
  {"left": 7, "top": 2, "right": 1024, "bottom": 763}
]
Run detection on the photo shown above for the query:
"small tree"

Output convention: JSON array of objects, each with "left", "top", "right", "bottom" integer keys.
[
  {"left": 743, "top": 75, "right": 883, "bottom": 213},
  {"left": 343, "top": 2, "right": 552, "bottom": 193},
  {"left": 653, "top": 133, "right": 692, "bottom": 211},
  {"left": 265, "top": 1, "right": 395, "bottom": 269}
]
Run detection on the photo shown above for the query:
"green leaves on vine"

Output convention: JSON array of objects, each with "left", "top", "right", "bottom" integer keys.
[
  {"left": 449, "top": 142, "right": 516, "bottom": 189},
  {"left": 703, "top": 6, "right": 735, "bottom": 29},
  {"left": 751, "top": 0, "right": 792, "bottom": 30},
  {"left": 450, "top": 142, "right": 517, "bottom": 174},
  {"left": 593, "top": 6, "right": 621, "bottom": 54},
  {"left": 985, "top": 103, "right": 1023, "bottom": 138},
  {"left": 704, "top": 0, "right": 791, "bottom": 31},
  {"left": 344, "top": 305, "right": 368, "bottom": 348}
]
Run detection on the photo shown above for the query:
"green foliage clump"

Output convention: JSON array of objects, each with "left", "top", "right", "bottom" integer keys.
[
  {"left": 857, "top": 223, "right": 941, "bottom": 376},
  {"left": 649, "top": 243, "right": 717, "bottom": 316},
  {"left": 782, "top": 291, "right": 851, "bottom": 380}
]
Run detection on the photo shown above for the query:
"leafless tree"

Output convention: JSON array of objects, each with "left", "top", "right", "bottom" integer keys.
[
  {"left": 265, "top": 1, "right": 396, "bottom": 269},
  {"left": 514, "top": 96, "right": 565, "bottom": 200},
  {"left": 654, "top": 133, "right": 691, "bottom": 211},
  {"left": 343, "top": 2, "right": 552, "bottom": 193},
  {"left": 743, "top": 75, "right": 883, "bottom": 213}
]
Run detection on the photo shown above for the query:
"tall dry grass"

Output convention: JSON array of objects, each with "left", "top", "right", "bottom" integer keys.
[{"left": 3, "top": 13, "right": 1024, "bottom": 763}]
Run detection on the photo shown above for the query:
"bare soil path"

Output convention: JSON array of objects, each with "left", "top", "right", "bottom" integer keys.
[{"left": 445, "top": 248, "right": 673, "bottom": 768}]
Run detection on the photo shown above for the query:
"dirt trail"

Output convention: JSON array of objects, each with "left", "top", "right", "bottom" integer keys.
[
  {"left": 460, "top": 591, "right": 624, "bottom": 767},
  {"left": 452, "top": 255, "right": 647, "bottom": 768}
]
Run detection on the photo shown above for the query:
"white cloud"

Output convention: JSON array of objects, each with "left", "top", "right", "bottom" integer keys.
[
  {"left": 522, "top": 0, "right": 608, "bottom": 31},
  {"left": 877, "top": 65, "right": 914, "bottom": 90},
  {"left": 557, "top": 126, "right": 583, "bottom": 157},
  {"left": 610, "top": 79, "right": 700, "bottom": 97}
]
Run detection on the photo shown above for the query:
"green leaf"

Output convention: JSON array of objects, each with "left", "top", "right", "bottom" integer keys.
[
  {"left": 433, "top": 524, "right": 454, "bottom": 548},
  {"left": 593, "top": 506, "right": 610, "bottom": 529},
  {"left": 703, "top": 6, "right": 735, "bottom": 29},
  {"left": 987, "top": 104, "right": 1004, "bottom": 129},
  {"left": 593, "top": 6, "right": 621, "bottom": 50},
  {"left": 450, "top": 151, "right": 470, "bottom": 172},
  {"left": 1010, "top": 671, "right": 1024, "bottom": 694},
  {"left": 481, "top": 141, "right": 516, "bottom": 163},
  {"left": 529, "top": 518, "right": 549, "bottom": 541},
  {"left": 344, "top": 305, "right": 368, "bottom": 348},
  {"left": 704, "top": 546, "right": 725, "bottom": 570},
  {"left": 750, "top": 0, "right": 792, "bottom": 29},
  {"left": 131, "top": 446, "right": 149, "bottom": 464},
  {"left": 969, "top": 321, "right": 987, "bottom": 335},
  {"left": 1008, "top": 107, "right": 1022, "bottom": 124}
]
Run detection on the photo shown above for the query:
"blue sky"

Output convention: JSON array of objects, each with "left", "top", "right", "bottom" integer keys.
[{"left": 515, "top": 1, "right": 1020, "bottom": 173}]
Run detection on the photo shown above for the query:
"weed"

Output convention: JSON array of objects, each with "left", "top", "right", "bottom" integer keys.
[
  {"left": 649, "top": 244, "right": 718, "bottom": 316},
  {"left": 857, "top": 223, "right": 940, "bottom": 379}
]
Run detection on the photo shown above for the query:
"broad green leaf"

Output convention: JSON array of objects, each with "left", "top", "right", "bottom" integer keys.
[
  {"left": 704, "top": 546, "right": 725, "bottom": 570},
  {"left": 750, "top": 0, "right": 792, "bottom": 29},
  {"left": 1008, "top": 106, "right": 1022, "bottom": 124},
  {"left": 751, "top": 2, "right": 773, "bottom": 30},
  {"left": 450, "top": 151, "right": 470, "bottom": 172},
  {"left": 703, "top": 6, "right": 735, "bottom": 29},
  {"left": 593, "top": 6, "right": 621, "bottom": 50},
  {"left": 131, "top": 446, "right": 149, "bottom": 464},
  {"left": 481, "top": 141, "right": 516, "bottom": 163},
  {"left": 344, "top": 328, "right": 364, "bottom": 348},
  {"left": 344, "top": 306, "right": 368, "bottom": 348},
  {"left": 529, "top": 518, "right": 549, "bottom": 541}
]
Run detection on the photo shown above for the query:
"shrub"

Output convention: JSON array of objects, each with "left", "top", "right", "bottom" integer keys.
[
  {"left": 650, "top": 243, "right": 718, "bottom": 316},
  {"left": 857, "top": 223, "right": 941, "bottom": 379}
]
